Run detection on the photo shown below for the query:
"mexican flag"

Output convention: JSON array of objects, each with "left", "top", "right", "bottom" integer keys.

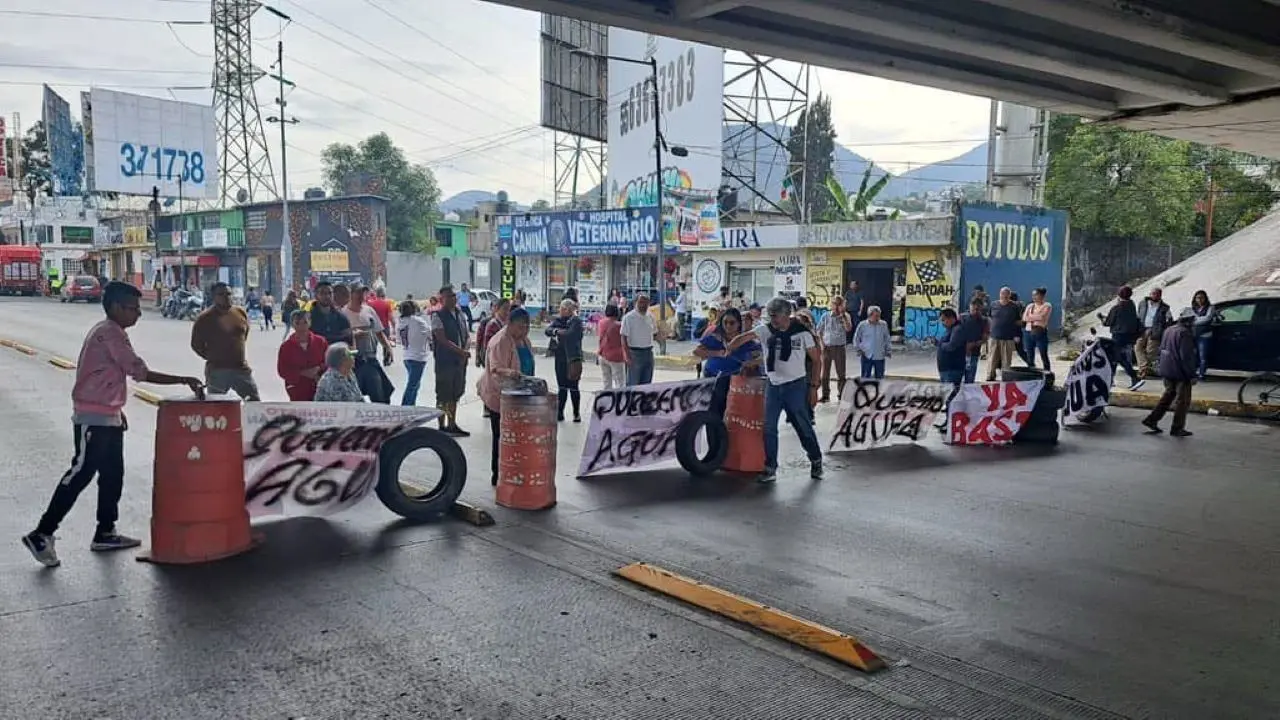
[{"left": 781, "top": 175, "right": 793, "bottom": 200}]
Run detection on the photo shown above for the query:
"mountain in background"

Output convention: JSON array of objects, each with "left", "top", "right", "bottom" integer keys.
[{"left": 439, "top": 124, "right": 988, "bottom": 212}]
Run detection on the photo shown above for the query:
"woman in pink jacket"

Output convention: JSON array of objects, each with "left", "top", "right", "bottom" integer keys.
[{"left": 476, "top": 307, "right": 535, "bottom": 486}]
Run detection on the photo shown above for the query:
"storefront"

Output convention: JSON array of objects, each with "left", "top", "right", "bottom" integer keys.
[
  {"left": 498, "top": 207, "right": 661, "bottom": 316},
  {"left": 687, "top": 224, "right": 802, "bottom": 315},
  {"left": 800, "top": 217, "right": 957, "bottom": 341}
]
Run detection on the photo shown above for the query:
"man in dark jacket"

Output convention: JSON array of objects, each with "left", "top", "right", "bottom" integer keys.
[
  {"left": 986, "top": 287, "right": 1021, "bottom": 381},
  {"left": 1142, "top": 308, "right": 1198, "bottom": 437},
  {"left": 958, "top": 299, "right": 988, "bottom": 383},
  {"left": 1135, "top": 287, "right": 1172, "bottom": 378},
  {"left": 1099, "top": 285, "right": 1144, "bottom": 390},
  {"left": 936, "top": 308, "right": 967, "bottom": 386}
]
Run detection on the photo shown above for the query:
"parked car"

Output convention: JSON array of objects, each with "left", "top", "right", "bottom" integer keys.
[
  {"left": 471, "top": 288, "right": 500, "bottom": 324},
  {"left": 1207, "top": 297, "right": 1280, "bottom": 372},
  {"left": 61, "top": 275, "right": 103, "bottom": 303}
]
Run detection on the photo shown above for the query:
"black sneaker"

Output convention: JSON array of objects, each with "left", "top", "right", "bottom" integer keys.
[
  {"left": 22, "top": 532, "right": 60, "bottom": 567},
  {"left": 90, "top": 531, "right": 142, "bottom": 552},
  {"left": 1142, "top": 419, "right": 1163, "bottom": 434},
  {"left": 1171, "top": 428, "right": 1193, "bottom": 438},
  {"left": 445, "top": 425, "right": 471, "bottom": 438},
  {"left": 810, "top": 462, "right": 824, "bottom": 480},
  {"left": 1128, "top": 379, "right": 1146, "bottom": 391},
  {"left": 756, "top": 469, "right": 777, "bottom": 485}
]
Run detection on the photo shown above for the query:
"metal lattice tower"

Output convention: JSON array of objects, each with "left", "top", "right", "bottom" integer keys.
[
  {"left": 722, "top": 54, "right": 811, "bottom": 220},
  {"left": 212, "top": 0, "right": 277, "bottom": 206},
  {"left": 553, "top": 132, "right": 606, "bottom": 209}
]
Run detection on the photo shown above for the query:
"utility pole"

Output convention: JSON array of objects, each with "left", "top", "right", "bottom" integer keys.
[
  {"left": 1204, "top": 169, "right": 1216, "bottom": 248},
  {"left": 178, "top": 176, "right": 186, "bottom": 286},
  {"left": 649, "top": 57, "right": 670, "bottom": 355},
  {"left": 267, "top": 36, "right": 298, "bottom": 294}
]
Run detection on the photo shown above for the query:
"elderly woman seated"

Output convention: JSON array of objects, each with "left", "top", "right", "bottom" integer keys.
[{"left": 314, "top": 342, "right": 365, "bottom": 402}]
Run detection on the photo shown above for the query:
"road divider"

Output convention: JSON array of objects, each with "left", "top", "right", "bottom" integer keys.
[
  {"left": 132, "top": 388, "right": 165, "bottom": 406},
  {"left": 48, "top": 356, "right": 77, "bottom": 370},
  {"left": 449, "top": 501, "right": 496, "bottom": 527},
  {"left": 615, "top": 562, "right": 886, "bottom": 673}
]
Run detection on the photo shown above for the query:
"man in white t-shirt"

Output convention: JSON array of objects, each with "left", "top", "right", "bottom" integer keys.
[
  {"left": 620, "top": 293, "right": 658, "bottom": 386},
  {"left": 673, "top": 283, "right": 690, "bottom": 341},
  {"left": 728, "top": 296, "right": 824, "bottom": 483},
  {"left": 342, "top": 285, "right": 395, "bottom": 403}
]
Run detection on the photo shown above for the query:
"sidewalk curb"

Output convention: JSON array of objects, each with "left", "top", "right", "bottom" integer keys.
[
  {"left": 880, "top": 373, "right": 1270, "bottom": 421},
  {"left": 48, "top": 356, "right": 77, "bottom": 370},
  {"left": 533, "top": 345, "right": 700, "bottom": 371},
  {"left": 132, "top": 388, "right": 165, "bottom": 406}
]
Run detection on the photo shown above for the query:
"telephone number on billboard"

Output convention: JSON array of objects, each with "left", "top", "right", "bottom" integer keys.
[
  {"left": 118, "top": 143, "right": 207, "bottom": 185},
  {"left": 618, "top": 47, "right": 699, "bottom": 138}
]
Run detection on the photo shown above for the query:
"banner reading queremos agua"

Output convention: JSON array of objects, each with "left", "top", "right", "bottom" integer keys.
[
  {"left": 829, "top": 379, "right": 953, "bottom": 452},
  {"left": 578, "top": 378, "right": 718, "bottom": 476},
  {"left": 946, "top": 380, "right": 1044, "bottom": 445},
  {"left": 1061, "top": 342, "right": 1114, "bottom": 425},
  {"left": 242, "top": 403, "right": 441, "bottom": 517}
]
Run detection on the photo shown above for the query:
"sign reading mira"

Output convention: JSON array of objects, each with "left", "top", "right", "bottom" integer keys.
[
  {"left": 955, "top": 202, "right": 1068, "bottom": 330},
  {"left": 497, "top": 207, "right": 660, "bottom": 256}
]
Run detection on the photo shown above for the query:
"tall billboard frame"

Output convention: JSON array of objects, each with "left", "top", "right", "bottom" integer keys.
[{"left": 541, "top": 15, "right": 608, "bottom": 209}]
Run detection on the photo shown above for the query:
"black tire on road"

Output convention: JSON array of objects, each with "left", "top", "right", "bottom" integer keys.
[
  {"left": 1003, "top": 367, "right": 1055, "bottom": 389},
  {"left": 1014, "top": 420, "right": 1060, "bottom": 444},
  {"left": 675, "top": 410, "right": 728, "bottom": 477},
  {"left": 376, "top": 427, "right": 468, "bottom": 521}
]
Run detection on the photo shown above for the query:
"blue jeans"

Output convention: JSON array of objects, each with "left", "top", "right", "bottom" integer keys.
[
  {"left": 860, "top": 357, "right": 885, "bottom": 379},
  {"left": 1196, "top": 336, "right": 1210, "bottom": 378},
  {"left": 763, "top": 377, "right": 823, "bottom": 471},
  {"left": 627, "top": 347, "right": 655, "bottom": 386},
  {"left": 402, "top": 359, "right": 426, "bottom": 406},
  {"left": 1023, "top": 329, "right": 1050, "bottom": 370},
  {"left": 964, "top": 354, "right": 981, "bottom": 384}
]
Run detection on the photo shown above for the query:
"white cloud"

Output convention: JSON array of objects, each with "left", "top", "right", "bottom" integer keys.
[{"left": 0, "top": 0, "right": 991, "bottom": 204}]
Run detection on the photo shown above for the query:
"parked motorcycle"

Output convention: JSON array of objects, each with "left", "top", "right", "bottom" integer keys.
[{"left": 179, "top": 289, "right": 204, "bottom": 320}]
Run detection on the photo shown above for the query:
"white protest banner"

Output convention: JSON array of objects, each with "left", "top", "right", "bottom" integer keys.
[
  {"left": 578, "top": 378, "right": 718, "bottom": 476},
  {"left": 241, "top": 403, "right": 440, "bottom": 517},
  {"left": 828, "top": 379, "right": 953, "bottom": 452},
  {"left": 946, "top": 380, "right": 1044, "bottom": 445},
  {"left": 1061, "top": 341, "right": 1113, "bottom": 425}
]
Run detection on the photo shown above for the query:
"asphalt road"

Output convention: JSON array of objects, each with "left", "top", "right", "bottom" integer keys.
[{"left": 2, "top": 296, "right": 1278, "bottom": 719}]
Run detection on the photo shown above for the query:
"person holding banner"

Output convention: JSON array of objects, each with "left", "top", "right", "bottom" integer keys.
[
  {"left": 693, "top": 308, "right": 760, "bottom": 378},
  {"left": 478, "top": 307, "right": 535, "bottom": 486},
  {"left": 727, "top": 297, "right": 824, "bottom": 484}
]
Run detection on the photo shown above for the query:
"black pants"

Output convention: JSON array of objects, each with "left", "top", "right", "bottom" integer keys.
[
  {"left": 554, "top": 352, "right": 581, "bottom": 420},
  {"left": 461, "top": 305, "right": 474, "bottom": 327},
  {"left": 36, "top": 425, "right": 125, "bottom": 537},
  {"left": 355, "top": 356, "right": 394, "bottom": 404},
  {"left": 262, "top": 306, "right": 274, "bottom": 329},
  {"left": 489, "top": 410, "right": 501, "bottom": 485}
]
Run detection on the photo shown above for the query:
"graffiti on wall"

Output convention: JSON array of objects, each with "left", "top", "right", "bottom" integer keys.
[
  {"left": 805, "top": 261, "right": 841, "bottom": 326},
  {"left": 903, "top": 247, "right": 959, "bottom": 343},
  {"left": 1062, "top": 233, "right": 1198, "bottom": 315}
]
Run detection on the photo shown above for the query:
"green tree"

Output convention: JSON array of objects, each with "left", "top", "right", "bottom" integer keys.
[
  {"left": 530, "top": 198, "right": 551, "bottom": 212},
  {"left": 1046, "top": 122, "right": 1198, "bottom": 238},
  {"left": 7, "top": 121, "right": 54, "bottom": 202},
  {"left": 784, "top": 93, "right": 836, "bottom": 223},
  {"left": 821, "top": 166, "right": 900, "bottom": 221},
  {"left": 321, "top": 132, "right": 441, "bottom": 252},
  {"left": 1189, "top": 146, "right": 1278, "bottom": 242}
]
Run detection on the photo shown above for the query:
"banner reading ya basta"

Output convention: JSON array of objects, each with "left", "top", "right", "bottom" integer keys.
[
  {"left": 827, "top": 378, "right": 1044, "bottom": 451},
  {"left": 578, "top": 378, "right": 718, "bottom": 476},
  {"left": 241, "top": 403, "right": 441, "bottom": 517}
]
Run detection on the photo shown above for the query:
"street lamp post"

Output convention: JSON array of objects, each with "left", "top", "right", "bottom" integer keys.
[{"left": 572, "top": 48, "right": 686, "bottom": 355}]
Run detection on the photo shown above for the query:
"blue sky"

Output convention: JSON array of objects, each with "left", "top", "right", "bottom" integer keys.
[{"left": 0, "top": 0, "right": 992, "bottom": 203}]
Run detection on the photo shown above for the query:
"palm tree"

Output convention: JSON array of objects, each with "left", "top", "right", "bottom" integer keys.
[{"left": 822, "top": 166, "right": 901, "bottom": 222}]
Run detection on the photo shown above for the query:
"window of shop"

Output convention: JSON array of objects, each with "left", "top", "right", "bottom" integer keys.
[
  {"left": 728, "top": 266, "right": 774, "bottom": 306},
  {"left": 199, "top": 214, "right": 221, "bottom": 230},
  {"left": 61, "top": 259, "right": 86, "bottom": 277},
  {"left": 546, "top": 257, "right": 572, "bottom": 307},
  {"left": 434, "top": 226, "right": 452, "bottom": 248}
]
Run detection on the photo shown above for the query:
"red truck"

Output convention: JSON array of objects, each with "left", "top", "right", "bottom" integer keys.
[{"left": 0, "top": 245, "right": 44, "bottom": 296}]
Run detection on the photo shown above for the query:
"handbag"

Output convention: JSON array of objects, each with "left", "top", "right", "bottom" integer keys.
[{"left": 568, "top": 358, "right": 583, "bottom": 383}]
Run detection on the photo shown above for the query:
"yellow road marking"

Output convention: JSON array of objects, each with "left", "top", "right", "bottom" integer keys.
[
  {"left": 48, "top": 356, "right": 77, "bottom": 370},
  {"left": 615, "top": 562, "right": 886, "bottom": 673}
]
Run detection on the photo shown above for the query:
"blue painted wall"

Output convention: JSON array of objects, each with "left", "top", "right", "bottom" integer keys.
[{"left": 955, "top": 202, "right": 1069, "bottom": 331}]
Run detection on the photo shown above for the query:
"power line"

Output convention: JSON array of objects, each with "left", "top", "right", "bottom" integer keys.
[
  {"left": 0, "top": 62, "right": 205, "bottom": 75},
  {"left": 0, "top": 9, "right": 205, "bottom": 24},
  {"left": 0, "top": 80, "right": 209, "bottom": 90}
]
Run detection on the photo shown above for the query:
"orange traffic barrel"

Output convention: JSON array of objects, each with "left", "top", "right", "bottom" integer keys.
[
  {"left": 721, "top": 374, "right": 767, "bottom": 474},
  {"left": 496, "top": 392, "right": 557, "bottom": 510},
  {"left": 138, "top": 398, "right": 255, "bottom": 565}
]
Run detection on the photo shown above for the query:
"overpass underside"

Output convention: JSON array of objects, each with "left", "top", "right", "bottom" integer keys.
[{"left": 495, "top": 0, "right": 1280, "bottom": 157}]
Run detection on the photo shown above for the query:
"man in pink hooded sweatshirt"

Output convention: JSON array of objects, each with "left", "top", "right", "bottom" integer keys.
[{"left": 22, "top": 281, "right": 204, "bottom": 568}]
